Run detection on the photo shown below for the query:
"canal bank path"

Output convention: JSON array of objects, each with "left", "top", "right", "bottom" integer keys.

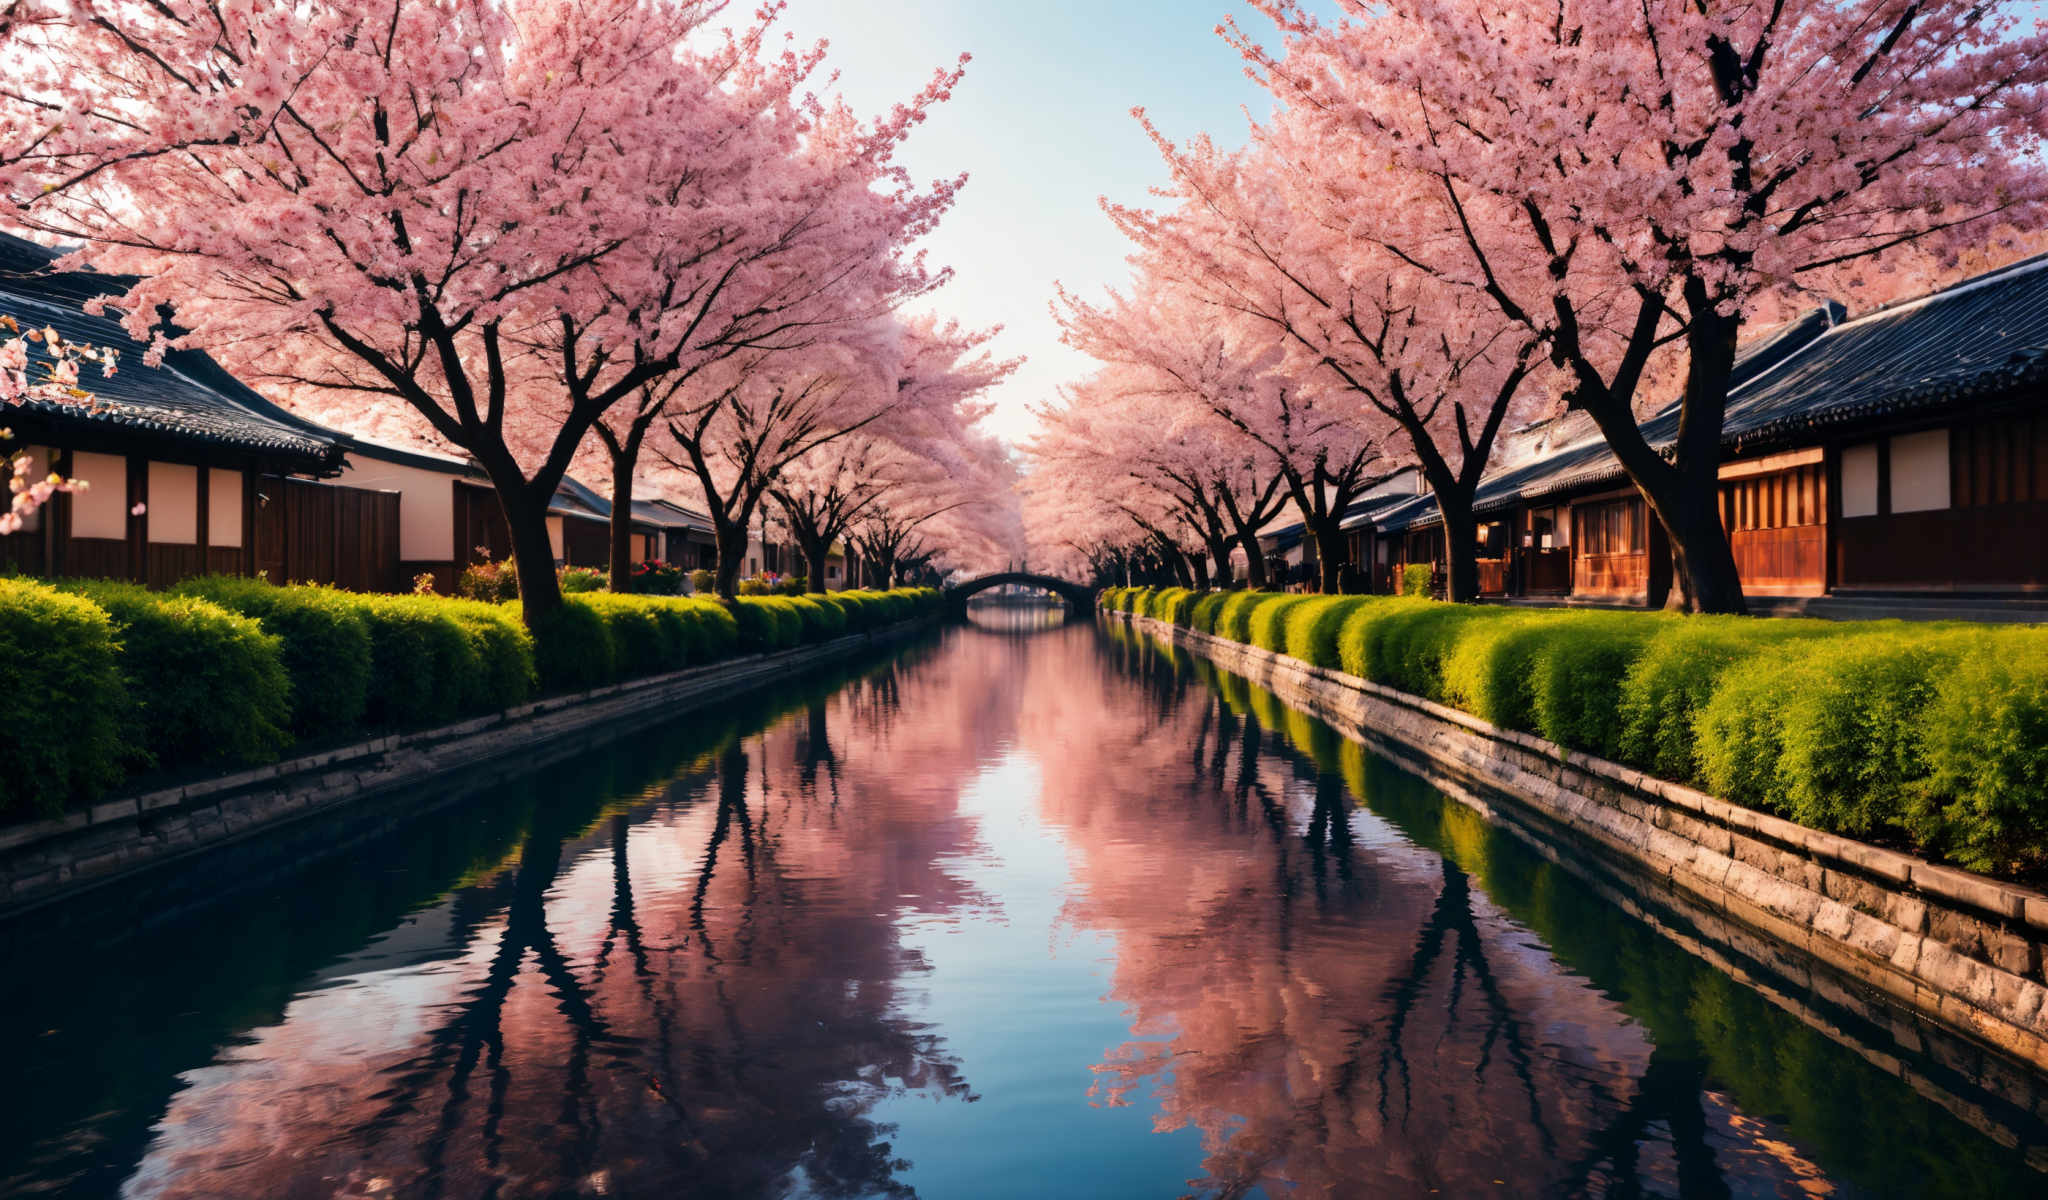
[{"left": 3, "top": 609, "right": 2044, "bottom": 1198}]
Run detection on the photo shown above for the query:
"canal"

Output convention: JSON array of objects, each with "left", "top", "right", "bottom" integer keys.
[{"left": 3, "top": 610, "right": 2045, "bottom": 1198}]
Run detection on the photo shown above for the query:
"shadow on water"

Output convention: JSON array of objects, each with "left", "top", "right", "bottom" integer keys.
[{"left": 1096, "top": 619, "right": 2048, "bottom": 1197}]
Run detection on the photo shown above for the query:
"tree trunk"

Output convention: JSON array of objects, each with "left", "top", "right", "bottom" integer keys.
[
  {"left": 805, "top": 541, "right": 829, "bottom": 594},
  {"left": 501, "top": 489, "right": 564, "bottom": 629},
  {"left": 1234, "top": 524, "right": 1268, "bottom": 589},
  {"left": 606, "top": 455, "right": 636, "bottom": 594},
  {"left": 1190, "top": 555, "right": 1210, "bottom": 590},
  {"left": 1204, "top": 536, "right": 1235, "bottom": 588},
  {"left": 1440, "top": 501, "right": 1480, "bottom": 604},
  {"left": 713, "top": 518, "right": 747, "bottom": 599},
  {"left": 1309, "top": 518, "right": 1347, "bottom": 594}
]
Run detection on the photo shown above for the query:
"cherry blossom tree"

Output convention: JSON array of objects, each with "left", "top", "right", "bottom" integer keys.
[
  {"left": 1225, "top": 0, "right": 2048, "bottom": 611},
  {"left": 1059, "top": 274, "right": 1399, "bottom": 592},
  {"left": 1107, "top": 128, "right": 1551, "bottom": 602},
  {"left": 0, "top": 0, "right": 960, "bottom": 628},
  {"left": 768, "top": 317, "right": 1016, "bottom": 592},
  {"left": 1, "top": 317, "right": 115, "bottom": 534}
]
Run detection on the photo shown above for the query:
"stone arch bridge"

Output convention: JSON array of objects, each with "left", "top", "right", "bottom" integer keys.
[{"left": 943, "top": 572, "right": 1097, "bottom": 617}]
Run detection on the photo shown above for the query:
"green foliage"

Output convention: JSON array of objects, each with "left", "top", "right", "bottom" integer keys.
[
  {"left": 176, "top": 575, "right": 372, "bottom": 736},
  {"left": 1217, "top": 590, "right": 1276, "bottom": 644},
  {"left": 61, "top": 580, "right": 290, "bottom": 771},
  {"left": 1400, "top": 563, "right": 1434, "bottom": 597},
  {"left": 731, "top": 596, "right": 802, "bottom": 650},
  {"left": 1913, "top": 634, "right": 2048, "bottom": 873},
  {"left": 1334, "top": 597, "right": 1478, "bottom": 699},
  {"left": 1189, "top": 590, "right": 1231, "bottom": 634},
  {"left": 1439, "top": 610, "right": 1566, "bottom": 730},
  {"left": 627, "top": 560, "right": 687, "bottom": 595},
  {"left": 529, "top": 598, "right": 614, "bottom": 692},
  {"left": 773, "top": 575, "right": 809, "bottom": 596},
  {"left": 1526, "top": 611, "right": 1675, "bottom": 757},
  {"left": 575, "top": 592, "right": 671, "bottom": 679},
  {"left": 0, "top": 578, "right": 127, "bottom": 817},
  {"left": 1281, "top": 596, "right": 1372, "bottom": 669},
  {"left": 1247, "top": 594, "right": 1313, "bottom": 654},
  {"left": 1615, "top": 617, "right": 1838, "bottom": 782},
  {"left": 688, "top": 568, "right": 715, "bottom": 594},
  {"left": 427, "top": 597, "right": 537, "bottom": 711},
  {"left": 353, "top": 595, "right": 481, "bottom": 728}
]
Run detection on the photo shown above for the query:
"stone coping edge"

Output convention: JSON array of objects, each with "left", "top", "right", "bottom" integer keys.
[{"left": 0, "top": 620, "right": 933, "bottom": 910}]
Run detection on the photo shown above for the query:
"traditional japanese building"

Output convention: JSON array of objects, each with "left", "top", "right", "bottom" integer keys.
[{"left": 1327, "top": 253, "right": 2048, "bottom": 617}]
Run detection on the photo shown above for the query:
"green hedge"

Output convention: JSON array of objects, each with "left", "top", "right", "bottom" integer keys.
[
  {"left": 61, "top": 580, "right": 290, "bottom": 772},
  {"left": 1, "top": 578, "right": 932, "bottom": 822},
  {"left": 0, "top": 579, "right": 127, "bottom": 817},
  {"left": 1121, "top": 585, "right": 2048, "bottom": 876},
  {"left": 177, "top": 575, "right": 373, "bottom": 736}
]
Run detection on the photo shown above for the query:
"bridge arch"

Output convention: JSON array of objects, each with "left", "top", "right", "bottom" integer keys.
[{"left": 944, "top": 572, "right": 1097, "bottom": 616}]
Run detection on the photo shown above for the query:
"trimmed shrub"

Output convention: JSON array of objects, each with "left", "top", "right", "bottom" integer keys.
[
  {"left": 61, "top": 580, "right": 290, "bottom": 771},
  {"left": 688, "top": 568, "right": 715, "bottom": 595},
  {"left": 354, "top": 595, "right": 480, "bottom": 728},
  {"left": 1697, "top": 631, "right": 1976, "bottom": 835},
  {"left": 176, "top": 575, "right": 372, "bottom": 736},
  {"left": 1282, "top": 596, "right": 1372, "bottom": 669},
  {"left": 1525, "top": 611, "right": 1675, "bottom": 757},
  {"left": 1913, "top": 634, "right": 2048, "bottom": 873},
  {"left": 1336, "top": 597, "right": 1484, "bottom": 700},
  {"left": 1189, "top": 590, "right": 1231, "bottom": 635},
  {"left": 429, "top": 598, "right": 537, "bottom": 710},
  {"left": 1439, "top": 610, "right": 1567, "bottom": 731},
  {"left": 576, "top": 593, "right": 672, "bottom": 678},
  {"left": 732, "top": 596, "right": 801, "bottom": 651},
  {"left": 0, "top": 579, "right": 127, "bottom": 816},
  {"left": 1248, "top": 594, "right": 1314, "bottom": 654},
  {"left": 529, "top": 598, "right": 614, "bottom": 692},
  {"left": 1400, "top": 563, "right": 1434, "bottom": 597},
  {"left": 1218, "top": 590, "right": 1276, "bottom": 644},
  {"left": 786, "top": 595, "right": 848, "bottom": 642},
  {"left": 1615, "top": 617, "right": 1839, "bottom": 783}
]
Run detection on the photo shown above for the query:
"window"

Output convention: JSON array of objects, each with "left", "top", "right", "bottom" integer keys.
[
  {"left": 1575, "top": 498, "right": 1644, "bottom": 556},
  {"left": 1889, "top": 428, "right": 1950, "bottom": 513},
  {"left": 1720, "top": 463, "right": 1823, "bottom": 531},
  {"left": 147, "top": 462, "right": 198, "bottom": 544},
  {"left": 209, "top": 468, "right": 242, "bottom": 548},
  {"left": 1527, "top": 505, "right": 1568, "bottom": 549},
  {"left": 69, "top": 451, "right": 128, "bottom": 539},
  {"left": 1840, "top": 442, "right": 1880, "bottom": 518}
]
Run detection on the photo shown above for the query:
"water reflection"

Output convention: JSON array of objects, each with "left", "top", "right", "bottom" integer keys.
[{"left": 0, "top": 617, "right": 2042, "bottom": 1198}]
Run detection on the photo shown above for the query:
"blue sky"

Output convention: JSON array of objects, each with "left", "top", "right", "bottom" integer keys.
[{"left": 782, "top": 0, "right": 1296, "bottom": 444}]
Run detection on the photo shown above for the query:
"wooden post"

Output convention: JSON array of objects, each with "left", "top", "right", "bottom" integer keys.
[{"left": 126, "top": 455, "right": 147, "bottom": 584}]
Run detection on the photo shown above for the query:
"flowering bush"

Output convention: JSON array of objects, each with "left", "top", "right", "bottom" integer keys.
[
  {"left": 628, "top": 560, "right": 687, "bottom": 595},
  {"left": 558, "top": 565, "right": 607, "bottom": 593},
  {"left": 456, "top": 552, "right": 520, "bottom": 603}
]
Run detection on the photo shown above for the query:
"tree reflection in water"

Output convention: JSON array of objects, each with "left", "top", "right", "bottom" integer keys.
[
  {"left": 1069, "top": 624, "right": 2041, "bottom": 1198},
  {"left": 4, "top": 620, "right": 2044, "bottom": 1200},
  {"left": 102, "top": 641, "right": 991, "bottom": 1200}
]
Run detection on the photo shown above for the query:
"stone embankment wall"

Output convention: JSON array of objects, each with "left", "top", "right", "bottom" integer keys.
[
  {"left": 1115, "top": 611, "right": 2048, "bottom": 1075},
  {"left": 0, "top": 624, "right": 929, "bottom": 919}
]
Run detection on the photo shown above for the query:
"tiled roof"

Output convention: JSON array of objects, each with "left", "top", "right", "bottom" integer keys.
[{"left": 0, "top": 232, "right": 342, "bottom": 470}]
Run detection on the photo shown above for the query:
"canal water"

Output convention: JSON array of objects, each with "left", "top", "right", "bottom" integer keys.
[{"left": 4, "top": 610, "right": 2046, "bottom": 1198}]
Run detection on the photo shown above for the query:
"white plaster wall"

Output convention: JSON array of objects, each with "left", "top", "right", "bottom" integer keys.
[
  {"left": 337, "top": 458, "right": 455, "bottom": 560},
  {"left": 1890, "top": 428, "right": 1951, "bottom": 513},
  {"left": 69, "top": 451, "right": 127, "bottom": 539},
  {"left": 547, "top": 515, "right": 564, "bottom": 561},
  {"left": 209, "top": 468, "right": 243, "bottom": 548},
  {"left": 147, "top": 461, "right": 199, "bottom": 544}
]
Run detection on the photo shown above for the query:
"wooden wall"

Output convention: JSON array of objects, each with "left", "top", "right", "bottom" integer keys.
[{"left": 253, "top": 476, "right": 401, "bottom": 592}]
